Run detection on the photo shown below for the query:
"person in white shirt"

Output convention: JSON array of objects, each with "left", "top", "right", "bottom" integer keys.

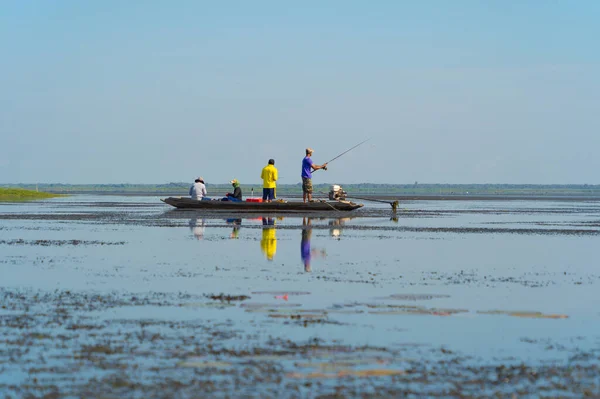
[{"left": 189, "top": 177, "right": 207, "bottom": 200}]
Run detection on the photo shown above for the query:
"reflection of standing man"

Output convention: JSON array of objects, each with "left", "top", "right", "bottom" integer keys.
[
  {"left": 189, "top": 218, "right": 206, "bottom": 240},
  {"left": 301, "top": 217, "right": 312, "bottom": 272},
  {"left": 301, "top": 148, "right": 327, "bottom": 203},
  {"left": 260, "top": 217, "right": 277, "bottom": 260},
  {"left": 260, "top": 159, "right": 278, "bottom": 203}
]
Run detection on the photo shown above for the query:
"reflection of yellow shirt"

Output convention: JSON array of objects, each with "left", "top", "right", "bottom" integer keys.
[
  {"left": 260, "top": 228, "right": 277, "bottom": 260},
  {"left": 260, "top": 165, "right": 278, "bottom": 189}
]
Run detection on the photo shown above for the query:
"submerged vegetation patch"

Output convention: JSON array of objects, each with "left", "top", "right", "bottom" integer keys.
[
  {"left": 205, "top": 293, "right": 250, "bottom": 302},
  {"left": 0, "top": 285, "right": 595, "bottom": 397},
  {"left": 478, "top": 310, "right": 569, "bottom": 319},
  {"left": 251, "top": 291, "right": 311, "bottom": 296},
  {"left": 0, "top": 239, "right": 126, "bottom": 246},
  {"left": 386, "top": 293, "right": 451, "bottom": 301}
]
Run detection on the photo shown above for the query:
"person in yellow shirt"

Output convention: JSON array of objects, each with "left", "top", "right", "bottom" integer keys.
[{"left": 260, "top": 159, "right": 278, "bottom": 202}]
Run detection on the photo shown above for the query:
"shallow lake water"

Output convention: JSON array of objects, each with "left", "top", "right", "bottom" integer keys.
[{"left": 1, "top": 195, "right": 599, "bottom": 397}]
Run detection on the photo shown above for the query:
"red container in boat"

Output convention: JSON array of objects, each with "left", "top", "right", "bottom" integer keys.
[{"left": 246, "top": 198, "right": 263, "bottom": 203}]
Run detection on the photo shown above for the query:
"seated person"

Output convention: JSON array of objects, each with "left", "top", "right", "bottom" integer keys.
[
  {"left": 190, "top": 177, "right": 207, "bottom": 200},
  {"left": 223, "top": 179, "right": 242, "bottom": 202}
]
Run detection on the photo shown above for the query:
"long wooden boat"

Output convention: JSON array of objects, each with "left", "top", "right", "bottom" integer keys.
[{"left": 161, "top": 197, "right": 363, "bottom": 212}]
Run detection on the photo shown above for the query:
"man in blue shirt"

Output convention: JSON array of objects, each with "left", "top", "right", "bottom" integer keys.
[{"left": 301, "top": 148, "right": 328, "bottom": 203}]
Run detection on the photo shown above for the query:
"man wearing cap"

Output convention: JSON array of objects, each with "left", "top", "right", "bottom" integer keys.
[
  {"left": 225, "top": 179, "right": 243, "bottom": 202},
  {"left": 260, "top": 159, "right": 278, "bottom": 203},
  {"left": 189, "top": 177, "right": 207, "bottom": 200},
  {"left": 301, "top": 148, "right": 327, "bottom": 203}
]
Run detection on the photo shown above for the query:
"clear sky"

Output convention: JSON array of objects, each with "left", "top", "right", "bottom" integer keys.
[{"left": 1, "top": 1, "right": 599, "bottom": 185}]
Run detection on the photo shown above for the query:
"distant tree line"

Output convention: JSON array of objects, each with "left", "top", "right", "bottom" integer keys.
[{"left": 2, "top": 183, "right": 600, "bottom": 196}]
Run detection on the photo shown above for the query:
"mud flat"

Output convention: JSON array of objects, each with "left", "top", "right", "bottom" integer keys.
[{"left": 1, "top": 195, "right": 599, "bottom": 397}]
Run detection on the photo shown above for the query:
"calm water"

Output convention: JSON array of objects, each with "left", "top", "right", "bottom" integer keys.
[{"left": 1, "top": 195, "right": 600, "bottom": 395}]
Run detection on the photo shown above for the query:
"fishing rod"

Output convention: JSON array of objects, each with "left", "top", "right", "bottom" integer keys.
[
  {"left": 345, "top": 195, "right": 399, "bottom": 212},
  {"left": 317, "top": 190, "right": 399, "bottom": 211},
  {"left": 313, "top": 138, "right": 399, "bottom": 209},
  {"left": 314, "top": 138, "right": 372, "bottom": 172}
]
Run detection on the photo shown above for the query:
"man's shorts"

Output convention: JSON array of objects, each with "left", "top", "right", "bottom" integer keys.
[
  {"left": 302, "top": 177, "right": 313, "bottom": 194},
  {"left": 262, "top": 188, "right": 275, "bottom": 201}
]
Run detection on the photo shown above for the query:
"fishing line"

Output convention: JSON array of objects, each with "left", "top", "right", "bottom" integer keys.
[{"left": 314, "top": 138, "right": 372, "bottom": 172}]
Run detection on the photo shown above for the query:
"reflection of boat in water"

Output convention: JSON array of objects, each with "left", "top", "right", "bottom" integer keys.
[
  {"left": 161, "top": 197, "right": 363, "bottom": 212},
  {"left": 189, "top": 218, "right": 206, "bottom": 240}
]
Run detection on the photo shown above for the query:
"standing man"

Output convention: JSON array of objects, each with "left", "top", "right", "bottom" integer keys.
[
  {"left": 301, "top": 148, "right": 327, "bottom": 203},
  {"left": 189, "top": 177, "right": 207, "bottom": 200},
  {"left": 260, "top": 159, "right": 278, "bottom": 202}
]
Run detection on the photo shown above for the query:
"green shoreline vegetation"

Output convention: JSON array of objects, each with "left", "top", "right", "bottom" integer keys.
[
  {"left": 0, "top": 188, "right": 65, "bottom": 201},
  {"left": 3, "top": 183, "right": 600, "bottom": 197}
]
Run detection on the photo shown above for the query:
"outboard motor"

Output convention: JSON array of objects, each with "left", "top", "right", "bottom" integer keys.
[{"left": 328, "top": 184, "right": 347, "bottom": 200}]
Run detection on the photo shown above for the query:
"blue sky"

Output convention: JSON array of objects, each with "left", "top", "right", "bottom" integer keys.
[{"left": 1, "top": 1, "right": 599, "bottom": 184}]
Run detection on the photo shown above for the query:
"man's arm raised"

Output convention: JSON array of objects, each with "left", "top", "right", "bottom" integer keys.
[{"left": 312, "top": 163, "right": 328, "bottom": 171}]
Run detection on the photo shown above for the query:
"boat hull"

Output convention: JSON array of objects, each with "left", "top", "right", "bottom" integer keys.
[{"left": 161, "top": 197, "right": 363, "bottom": 212}]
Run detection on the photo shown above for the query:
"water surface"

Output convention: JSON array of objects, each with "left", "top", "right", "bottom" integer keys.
[{"left": 1, "top": 195, "right": 599, "bottom": 397}]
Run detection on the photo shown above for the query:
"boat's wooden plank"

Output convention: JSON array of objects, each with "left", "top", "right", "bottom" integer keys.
[{"left": 160, "top": 197, "right": 363, "bottom": 212}]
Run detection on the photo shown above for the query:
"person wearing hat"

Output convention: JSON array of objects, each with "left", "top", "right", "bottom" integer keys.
[
  {"left": 189, "top": 177, "right": 207, "bottom": 200},
  {"left": 225, "top": 179, "right": 243, "bottom": 202},
  {"left": 260, "top": 159, "right": 278, "bottom": 203},
  {"left": 301, "top": 148, "right": 327, "bottom": 203}
]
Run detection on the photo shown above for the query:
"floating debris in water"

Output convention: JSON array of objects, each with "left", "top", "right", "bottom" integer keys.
[
  {"left": 251, "top": 291, "right": 311, "bottom": 296},
  {"left": 386, "top": 294, "right": 451, "bottom": 301},
  {"left": 180, "top": 302, "right": 236, "bottom": 309},
  {"left": 268, "top": 313, "right": 327, "bottom": 320},
  {"left": 364, "top": 303, "right": 423, "bottom": 310},
  {"left": 286, "top": 368, "right": 405, "bottom": 379},
  {"left": 241, "top": 303, "right": 302, "bottom": 309},
  {"left": 330, "top": 302, "right": 464, "bottom": 317},
  {"left": 205, "top": 293, "right": 250, "bottom": 302},
  {"left": 324, "top": 309, "right": 366, "bottom": 315},
  {"left": 177, "top": 359, "right": 234, "bottom": 369},
  {"left": 294, "top": 357, "right": 393, "bottom": 371},
  {"left": 0, "top": 239, "right": 126, "bottom": 246},
  {"left": 368, "top": 307, "right": 467, "bottom": 316},
  {"left": 478, "top": 310, "right": 569, "bottom": 319}
]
